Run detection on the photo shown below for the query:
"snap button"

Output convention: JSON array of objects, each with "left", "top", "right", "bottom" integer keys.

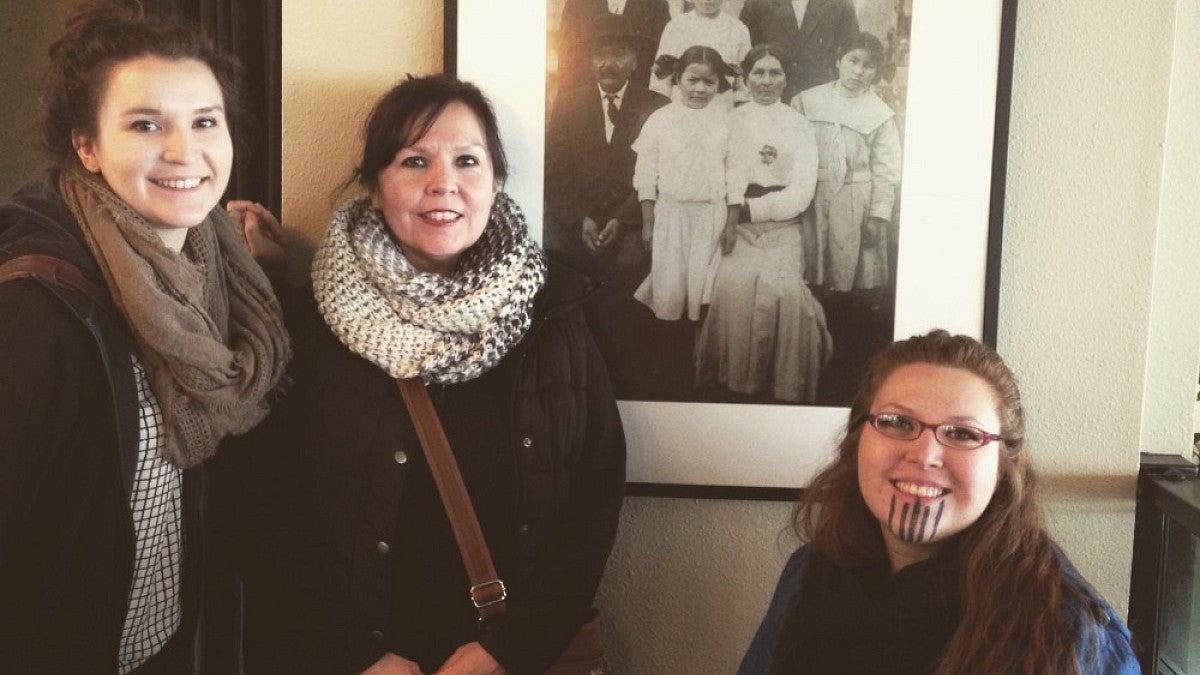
[
  {"left": 393, "top": 451, "right": 408, "bottom": 464},
  {"left": 376, "top": 541, "right": 390, "bottom": 555},
  {"left": 521, "top": 437, "right": 533, "bottom": 448}
]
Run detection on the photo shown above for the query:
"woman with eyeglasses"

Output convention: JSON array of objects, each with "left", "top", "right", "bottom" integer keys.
[{"left": 737, "top": 330, "right": 1139, "bottom": 675}]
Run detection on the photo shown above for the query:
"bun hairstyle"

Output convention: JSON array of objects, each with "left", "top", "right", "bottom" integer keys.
[
  {"left": 669, "top": 45, "right": 733, "bottom": 93},
  {"left": 40, "top": 0, "right": 240, "bottom": 167}
]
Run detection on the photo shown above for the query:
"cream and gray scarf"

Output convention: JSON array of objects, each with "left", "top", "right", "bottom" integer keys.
[
  {"left": 311, "top": 192, "right": 546, "bottom": 384},
  {"left": 58, "top": 168, "right": 292, "bottom": 469}
]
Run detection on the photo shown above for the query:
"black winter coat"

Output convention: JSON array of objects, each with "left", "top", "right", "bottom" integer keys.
[
  {"left": 239, "top": 263, "right": 626, "bottom": 675},
  {"left": 0, "top": 169, "right": 206, "bottom": 673}
]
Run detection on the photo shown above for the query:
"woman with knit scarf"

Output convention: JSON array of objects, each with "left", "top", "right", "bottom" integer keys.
[
  {"left": 247, "top": 75, "right": 625, "bottom": 675},
  {"left": 737, "top": 331, "right": 1139, "bottom": 675},
  {"left": 0, "top": 2, "right": 290, "bottom": 673}
]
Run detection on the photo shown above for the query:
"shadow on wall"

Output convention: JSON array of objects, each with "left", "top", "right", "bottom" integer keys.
[
  {"left": 282, "top": 75, "right": 398, "bottom": 282},
  {"left": 0, "top": 0, "right": 82, "bottom": 196}
]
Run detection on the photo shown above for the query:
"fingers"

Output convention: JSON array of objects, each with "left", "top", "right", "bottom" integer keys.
[{"left": 227, "top": 201, "right": 284, "bottom": 244}]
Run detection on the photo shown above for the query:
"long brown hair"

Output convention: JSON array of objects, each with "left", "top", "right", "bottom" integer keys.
[{"left": 796, "top": 330, "right": 1105, "bottom": 674}]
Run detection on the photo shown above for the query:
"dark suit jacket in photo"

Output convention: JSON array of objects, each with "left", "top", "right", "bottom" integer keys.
[
  {"left": 740, "top": 0, "right": 860, "bottom": 98},
  {"left": 556, "top": 0, "right": 671, "bottom": 94},
  {"left": 545, "top": 83, "right": 669, "bottom": 238}
]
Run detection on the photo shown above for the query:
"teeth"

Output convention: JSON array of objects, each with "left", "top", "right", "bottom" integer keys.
[
  {"left": 423, "top": 211, "right": 459, "bottom": 222},
  {"left": 153, "top": 178, "right": 203, "bottom": 189},
  {"left": 895, "top": 481, "right": 946, "bottom": 499}
]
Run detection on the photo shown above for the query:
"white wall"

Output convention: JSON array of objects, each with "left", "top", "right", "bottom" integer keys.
[{"left": 281, "top": 1, "right": 1200, "bottom": 673}]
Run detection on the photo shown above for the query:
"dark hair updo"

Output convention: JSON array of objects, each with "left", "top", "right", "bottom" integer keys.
[
  {"left": 740, "top": 43, "right": 794, "bottom": 86},
  {"left": 353, "top": 74, "right": 508, "bottom": 193},
  {"left": 40, "top": 0, "right": 240, "bottom": 168},
  {"left": 671, "top": 45, "right": 733, "bottom": 93}
]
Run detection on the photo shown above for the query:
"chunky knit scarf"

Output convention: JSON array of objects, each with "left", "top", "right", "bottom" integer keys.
[
  {"left": 58, "top": 168, "right": 292, "bottom": 469},
  {"left": 311, "top": 192, "right": 547, "bottom": 384}
]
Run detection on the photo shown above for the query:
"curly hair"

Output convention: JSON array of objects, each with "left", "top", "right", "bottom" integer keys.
[
  {"left": 795, "top": 330, "right": 1106, "bottom": 674},
  {"left": 40, "top": 0, "right": 241, "bottom": 168}
]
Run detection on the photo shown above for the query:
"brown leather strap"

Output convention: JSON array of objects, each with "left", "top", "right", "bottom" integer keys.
[
  {"left": 396, "top": 378, "right": 508, "bottom": 621},
  {"left": 0, "top": 253, "right": 111, "bottom": 312}
]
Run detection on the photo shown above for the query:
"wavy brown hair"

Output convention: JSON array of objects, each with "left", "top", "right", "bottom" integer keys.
[
  {"left": 795, "top": 330, "right": 1106, "bottom": 674},
  {"left": 40, "top": 0, "right": 241, "bottom": 168}
]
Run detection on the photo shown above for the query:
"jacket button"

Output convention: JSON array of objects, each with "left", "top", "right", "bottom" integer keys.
[
  {"left": 394, "top": 451, "right": 408, "bottom": 464},
  {"left": 521, "top": 437, "right": 533, "bottom": 448},
  {"left": 376, "top": 541, "right": 390, "bottom": 555},
  {"left": 371, "top": 629, "right": 384, "bottom": 641},
  {"left": 518, "top": 523, "right": 531, "bottom": 535}
]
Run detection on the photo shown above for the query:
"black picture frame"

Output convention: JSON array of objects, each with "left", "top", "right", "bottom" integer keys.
[{"left": 444, "top": 0, "right": 1017, "bottom": 500}]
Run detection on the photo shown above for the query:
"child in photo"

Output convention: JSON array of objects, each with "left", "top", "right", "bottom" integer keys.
[
  {"left": 650, "top": 0, "right": 751, "bottom": 102},
  {"left": 633, "top": 45, "right": 734, "bottom": 322},
  {"left": 793, "top": 32, "right": 902, "bottom": 293}
]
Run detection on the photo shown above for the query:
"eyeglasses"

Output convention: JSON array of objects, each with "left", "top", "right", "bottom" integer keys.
[{"left": 865, "top": 413, "right": 1003, "bottom": 451}]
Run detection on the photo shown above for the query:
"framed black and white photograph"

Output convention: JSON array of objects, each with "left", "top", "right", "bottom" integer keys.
[{"left": 445, "top": 0, "right": 1016, "bottom": 498}]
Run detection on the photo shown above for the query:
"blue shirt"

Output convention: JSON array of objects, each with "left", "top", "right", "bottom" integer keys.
[{"left": 738, "top": 545, "right": 1141, "bottom": 675}]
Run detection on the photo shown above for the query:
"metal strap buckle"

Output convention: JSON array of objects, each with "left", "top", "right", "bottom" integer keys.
[{"left": 469, "top": 579, "right": 507, "bottom": 609}]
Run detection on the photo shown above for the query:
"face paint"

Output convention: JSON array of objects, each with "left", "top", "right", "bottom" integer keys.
[{"left": 888, "top": 495, "right": 946, "bottom": 544}]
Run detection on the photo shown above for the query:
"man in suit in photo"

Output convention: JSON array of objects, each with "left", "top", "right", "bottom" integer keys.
[
  {"left": 739, "top": 0, "right": 859, "bottom": 99},
  {"left": 545, "top": 11, "right": 669, "bottom": 278},
  {"left": 544, "top": 12, "right": 675, "bottom": 397}
]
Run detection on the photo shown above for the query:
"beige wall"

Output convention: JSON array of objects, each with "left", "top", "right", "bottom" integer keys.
[
  {"left": 277, "top": 1, "right": 1200, "bottom": 673},
  {"left": 280, "top": 1, "right": 443, "bottom": 277}
]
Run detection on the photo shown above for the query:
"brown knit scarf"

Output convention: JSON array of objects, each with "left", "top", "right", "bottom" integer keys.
[{"left": 58, "top": 168, "right": 291, "bottom": 468}]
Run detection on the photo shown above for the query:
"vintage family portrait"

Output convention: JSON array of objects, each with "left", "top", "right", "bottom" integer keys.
[{"left": 541, "top": 0, "right": 913, "bottom": 408}]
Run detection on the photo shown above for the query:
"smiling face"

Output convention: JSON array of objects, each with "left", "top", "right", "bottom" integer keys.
[
  {"left": 746, "top": 54, "right": 786, "bottom": 105},
  {"left": 371, "top": 101, "right": 497, "bottom": 275},
  {"left": 836, "top": 47, "right": 879, "bottom": 94},
  {"left": 857, "top": 363, "right": 1003, "bottom": 571},
  {"left": 678, "top": 62, "right": 720, "bottom": 109},
  {"left": 72, "top": 55, "right": 232, "bottom": 250}
]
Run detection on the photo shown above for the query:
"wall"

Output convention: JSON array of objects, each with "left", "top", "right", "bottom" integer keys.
[
  {"left": 277, "top": 1, "right": 1200, "bottom": 673},
  {"left": 0, "top": 0, "right": 81, "bottom": 195},
  {"left": 280, "top": 0, "right": 442, "bottom": 278}
]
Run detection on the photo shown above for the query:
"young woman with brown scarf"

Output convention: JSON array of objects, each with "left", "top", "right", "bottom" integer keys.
[{"left": 0, "top": 2, "right": 290, "bottom": 672}]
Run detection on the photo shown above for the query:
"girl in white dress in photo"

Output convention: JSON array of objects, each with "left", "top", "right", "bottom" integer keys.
[
  {"left": 633, "top": 45, "right": 734, "bottom": 322},
  {"left": 793, "top": 32, "right": 902, "bottom": 294},
  {"left": 649, "top": 0, "right": 751, "bottom": 103}
]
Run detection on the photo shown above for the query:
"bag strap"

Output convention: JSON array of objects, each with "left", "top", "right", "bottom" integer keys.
[
  {"left": 0, "top": 253, "right": 111, "bottom": 310},
  {"left": 395, "top": 378, "right": 508, "bottom": 622}
]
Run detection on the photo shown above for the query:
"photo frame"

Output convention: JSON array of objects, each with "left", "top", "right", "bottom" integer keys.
[{"left": 445, "top": 0, "right": 1016, "bottom": 500}]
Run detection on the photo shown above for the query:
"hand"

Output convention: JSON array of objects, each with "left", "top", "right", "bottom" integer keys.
[
  {"left": 226, "top": 200, "right": 287, "bottom": 276},
  {"left": 594, "top": 218, "right": 620, "bottom": 250},
  {"left": 861, "top": 216, "right": 887, "bottom": 249},
  {"left": 582, "top": 217, "right": 618, "bottom": 252},
  {"left": 434, "top": 642, "right": 507, "bottom": 675},
  {"left": 361, "top": 652, "right": 426, "bottom": 675},
  {"left": 640, "top": 202, "right": 655, "bottom": 253},
  {"left": 721, "top": 223, "right": 738, "bottom": 255}
]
